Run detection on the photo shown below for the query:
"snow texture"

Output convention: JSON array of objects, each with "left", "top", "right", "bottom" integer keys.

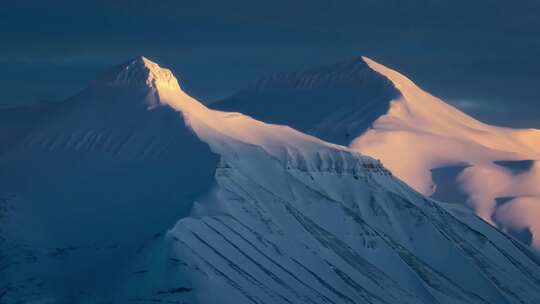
[
  {"left": 217, "top": 56, "right": 540, "bottom": 251},
  {"left": 1, "top": 56, "right": 540, "bottom": 303}
]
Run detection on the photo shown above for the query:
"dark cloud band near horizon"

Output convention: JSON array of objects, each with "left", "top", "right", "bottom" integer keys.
[{"left": 1, "top": 0, "right": 539, "bottom": 128}]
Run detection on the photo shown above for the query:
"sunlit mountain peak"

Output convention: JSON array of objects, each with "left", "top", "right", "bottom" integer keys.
[{"left": 101, "top": 55, "right": 181, "bottom": 91}]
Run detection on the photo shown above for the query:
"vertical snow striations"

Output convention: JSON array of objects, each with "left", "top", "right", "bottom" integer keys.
[
  {"left": 215, "top": 55, "right": 540, "bottom": 252},
  {"left": 1, "top": 57, "right": 540, "bottom": 303},
  {"left": 0, "top": 57, "right": 221, "bottom": 303}
]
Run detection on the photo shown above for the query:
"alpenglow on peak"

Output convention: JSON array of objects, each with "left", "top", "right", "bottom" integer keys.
[{"left": 104, "top": 56, "right": 181, "bottom": 90}]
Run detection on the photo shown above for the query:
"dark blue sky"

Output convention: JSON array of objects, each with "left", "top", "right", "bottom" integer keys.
[{"left": 1, "top": 0, "right": 539, "bottom": 127}]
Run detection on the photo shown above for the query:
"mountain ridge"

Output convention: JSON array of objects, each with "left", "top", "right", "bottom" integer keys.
[
  {"left": 97, "top": 56, "right": 182, "bottom": 91},
  {"left": 215, "top": 56, "right": 540, "bottom": 250},
  {"left": 2, "top": 56, "right": 540, "bottom": 303}
]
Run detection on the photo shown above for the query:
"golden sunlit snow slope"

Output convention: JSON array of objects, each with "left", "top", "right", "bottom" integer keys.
[{"left": 353, "top": 57, "right": 540, "bottom": 249}]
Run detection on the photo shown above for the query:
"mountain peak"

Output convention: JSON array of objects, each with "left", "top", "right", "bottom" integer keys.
[
  {"left": 233, "top": 56, "right": 391, "bottom": 95},
  {"left": 102, "top": 56, "right": 181, "bottom": 90}
]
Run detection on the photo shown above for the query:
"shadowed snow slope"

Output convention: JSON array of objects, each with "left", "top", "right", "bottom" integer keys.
[
  {"left": 2, "top": 57, "right": 540, "bottom": 303},
  {"left": 216, "top": 56, "right": 540, "bottom": 251}
]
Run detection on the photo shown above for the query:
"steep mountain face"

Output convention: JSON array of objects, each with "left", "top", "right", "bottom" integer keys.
[
  {"left": 0, "top": 57, "right": 220, "bottom": 301},
  {"left": 213, "top": 58, "right": 400, "bottom": 146},
  {"left": 215, "top": 57, "right": 540, "bottom": 251},
  {"left": 2, "top": 57, "right": 540, "bottom": 304}
]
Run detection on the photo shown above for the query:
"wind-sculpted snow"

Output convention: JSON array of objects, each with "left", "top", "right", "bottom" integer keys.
[
  {"left": 216, "top": 56, "right": 540, "bottom": 251},
  {"left": 1, "top": 57, "right": 540, "bottom": 303}
]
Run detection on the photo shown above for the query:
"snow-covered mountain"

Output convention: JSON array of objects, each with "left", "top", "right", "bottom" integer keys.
[
  {"left": 2, "top": 57, "right": 540, "bottom": 303},
  {"left": 216, "top": 57, "right": 540, "bottom": 251}
]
